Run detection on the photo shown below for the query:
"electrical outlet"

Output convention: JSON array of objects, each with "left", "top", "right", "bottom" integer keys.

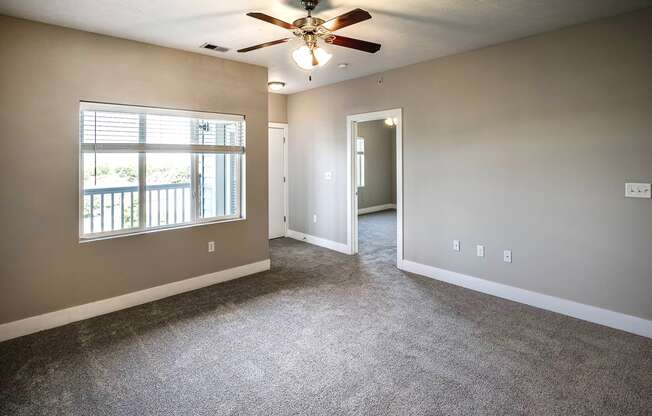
[
  {"left": 453, "top": 240, "right": 460, "bottom": 252},
  {"left": 625, "top": 183, "right": 651, "bottom": 198},
  {"left": 476, "top": 245, "right": 484, "bottom": 257},
  {"left": 313, "top": 214, "right": 318, "bottom": 223},
  {"left": 208, "top": 241, "right": 215, "bottom": 253},
  {"left": 503, "top": 250, "right": 512, "bottom": 263}
]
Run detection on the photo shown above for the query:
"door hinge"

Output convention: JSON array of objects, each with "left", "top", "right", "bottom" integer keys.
[
  {"left": 283, "top": 176, "right": 286, "bottom": 183},
  {"left": 283, "top": 137, "right": 286, "bottom": 143},
  {"left": 283, "top": 216, "right": 286, "bottom": 222}
]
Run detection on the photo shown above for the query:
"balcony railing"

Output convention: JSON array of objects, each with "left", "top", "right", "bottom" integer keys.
[{"left": 83, "top": 183, "right": 191, "bottom": 234}]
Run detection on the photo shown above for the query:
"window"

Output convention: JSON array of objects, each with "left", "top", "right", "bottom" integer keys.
[
  {"left": 356, "top": 137, "right": 365, "bottom": 187},
  {"left": 80, "top": 102, "right": 245, "bottom": 239}
]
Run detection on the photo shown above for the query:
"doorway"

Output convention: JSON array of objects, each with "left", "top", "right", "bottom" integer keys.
[
  {"left": 268, "top": 123, "right": 288, "bottom": 239},
  {"left": 347, "top": 109, "right": 403, "bottom": 266}
]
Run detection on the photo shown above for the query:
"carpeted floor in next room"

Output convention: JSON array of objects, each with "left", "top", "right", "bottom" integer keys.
[{"left": 1, "top": 210, "right": 651, "bottom": 415}]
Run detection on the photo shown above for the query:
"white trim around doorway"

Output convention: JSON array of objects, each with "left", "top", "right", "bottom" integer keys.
[{"left": 346, "top": 108, "right": 403, "bottom": 266}]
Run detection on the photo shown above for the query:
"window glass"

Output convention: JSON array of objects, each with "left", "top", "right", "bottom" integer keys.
[
  {"left": 145, "top": 154, "right": 191, "bottom": 227},
  {"left": 356, "top": 138, "right": 365, "bottom": 187},
  {"left": 198, "top": 153, "right": 241, "bottom": 219},
  {"left": 82, "top": 153, "right": 139, "bottom": 234}
]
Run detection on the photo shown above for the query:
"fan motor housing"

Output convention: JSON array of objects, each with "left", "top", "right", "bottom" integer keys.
[
  {"left": 293, "top": 16, "right": 325, "bottom": 32},
  {"left": 301, "top": 0, "right": 320, "bottom": 11}
]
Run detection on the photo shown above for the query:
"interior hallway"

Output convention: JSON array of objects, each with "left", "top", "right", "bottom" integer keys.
[{"left": 1, "top": 211, "right": 651, "bottom": 415}]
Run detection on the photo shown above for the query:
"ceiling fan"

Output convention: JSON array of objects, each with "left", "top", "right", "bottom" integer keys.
[{"left": 237, "top": 0, "right": 381, "bottom": 70}]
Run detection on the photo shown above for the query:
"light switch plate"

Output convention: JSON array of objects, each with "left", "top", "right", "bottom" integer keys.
[
  {"left": 476, "top": 245, "right": 484, "bottom": 257},
  {"left": 503, "top": 250, "right": 512, "bottom": 263},
  {"left": 324, "top": 171, "right": 333, "bottom": 180},
  {"left": 625, "top": 183, "right": 651, "bottom": 198},
  {"left": 453, "top": 240, "right": 460, "bottom": 252}
]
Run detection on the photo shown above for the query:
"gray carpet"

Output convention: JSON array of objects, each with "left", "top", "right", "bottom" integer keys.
[{"left": 1, "top": 210, "right": 651, "bottom": 415}]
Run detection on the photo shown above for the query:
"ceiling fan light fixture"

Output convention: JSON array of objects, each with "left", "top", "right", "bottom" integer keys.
[
  {"left": 384, "top": 117, "right": 398, "bottom": 126},
  {"left": 292, "top": 45, "right": 332, "bottom": 70},
  {"left": 268, "top": 81, "right": 286, "bottom": 91}
]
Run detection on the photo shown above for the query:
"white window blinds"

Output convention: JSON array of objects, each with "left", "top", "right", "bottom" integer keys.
[{"left": 80, "top": 102, "right": 245, "bottom": 154}]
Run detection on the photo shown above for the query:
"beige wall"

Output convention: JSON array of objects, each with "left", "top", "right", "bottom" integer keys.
[
  {"left": 0, "top": 16, "right": 269, "bottom": 324},
  {"left": 357, "top": 120, "right": 396, "bottom": 209},
  {"left": 268, "top": 93, "right": 287, "bottom": 123},
  {"left": 288, "top": 9, "right": 652, "bottom": 320}
]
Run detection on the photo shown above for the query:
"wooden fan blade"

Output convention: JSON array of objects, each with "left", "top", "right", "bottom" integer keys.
[
  {"left": 321, "top": 8, "right": 371, "bottom": 32},
  {"left": 246, "top": 12, "right": 296, "bottom": 30},
  {"left": 326, "top": 35, "right": 381, "bottom": 53},
  {"left": 237, "top": 38, "right": 290, "bottom": 53}
]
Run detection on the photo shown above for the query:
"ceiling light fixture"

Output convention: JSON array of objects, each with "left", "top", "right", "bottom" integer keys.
[
  {"left": 384, "top": 117, "right": 398, "bottom": 126},
  {"left": 238, "top": 3, "right": 381, "bottom": 75},
  {"left": 268, "top": 81, "right": 286, "bottom": 91},
  {"left": 292, "top": 45, "right": 332, "bottom": 70}
]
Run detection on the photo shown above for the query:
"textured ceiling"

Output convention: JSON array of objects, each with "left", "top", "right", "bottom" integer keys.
[{"left": 1, "top": 0, "right": 650, "bottom": 94}]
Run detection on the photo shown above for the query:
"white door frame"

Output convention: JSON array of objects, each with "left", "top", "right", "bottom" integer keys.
[
  {"left": 269, "top": 122, "right": 289, "bottom": 237},
  {"left": 346, "top": 108, "right": 403, "bottom": 266}
]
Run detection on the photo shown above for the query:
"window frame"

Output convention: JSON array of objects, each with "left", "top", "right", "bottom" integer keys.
[
  {"left": 356, "top": 137, "right": 365, "bottom": 188},
  {"left": 78, "top": 101, "right": 246, "bottom": 242}
]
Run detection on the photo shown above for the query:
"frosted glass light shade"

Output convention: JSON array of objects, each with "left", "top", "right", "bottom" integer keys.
[{"left": 292, "top": 45, "right": 332, "bottom": 70}]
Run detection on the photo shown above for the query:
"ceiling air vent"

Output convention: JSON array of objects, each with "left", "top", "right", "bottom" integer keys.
[{"left": 200, "top": 43, "right": 230, "bottom": 53}]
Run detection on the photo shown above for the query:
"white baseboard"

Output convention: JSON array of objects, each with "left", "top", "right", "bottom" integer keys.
[
  {"left": 358, "top": 203, "right": 396, "bottom": 215},
  {"left": 399, "top": 260, "right": 652, "bottom": 339},
  {"left": 286, "top": 229, "right": 351, "bottom": 254},
  {"left": 0, "top": 259, "right": 271, "bottom": 343}
]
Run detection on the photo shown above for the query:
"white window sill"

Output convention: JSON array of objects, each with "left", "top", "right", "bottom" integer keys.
[{"left": 79, "top": 216, "right": 245, "bottom": 244}]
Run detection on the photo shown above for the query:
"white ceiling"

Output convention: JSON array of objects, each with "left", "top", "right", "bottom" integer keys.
[{"left": 1, "top": 0, "right": 650, "bottom": 94}]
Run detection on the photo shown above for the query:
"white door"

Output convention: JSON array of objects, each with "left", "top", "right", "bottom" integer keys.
[{"left": 268, "top": 126, "right": 286, "bottom": 238}]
